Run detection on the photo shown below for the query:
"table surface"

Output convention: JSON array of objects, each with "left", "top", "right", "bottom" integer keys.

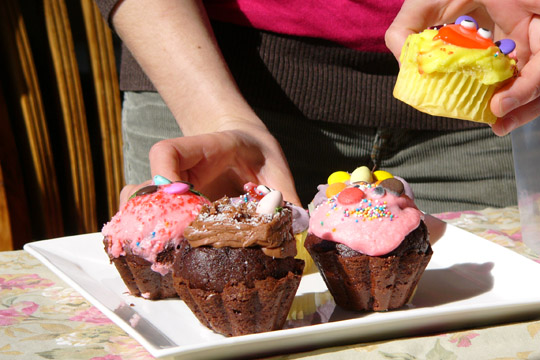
[{"left": 1, "top": 206, "right": 540, "bottom": 360}]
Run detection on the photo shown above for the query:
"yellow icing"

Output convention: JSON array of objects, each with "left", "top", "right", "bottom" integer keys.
[
  {"left": 400, "top": 29, "right": 516, "bottom": 85},
  {"left": 294, "top": 231, "right": 317, "bottom": 275}
]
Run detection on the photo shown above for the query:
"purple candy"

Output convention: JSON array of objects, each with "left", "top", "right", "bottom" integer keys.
[
  {"left": 163, "top": 182, "right": 190, "bottom": 195},
  {"left": 291, "top": 204, "right": 309, "bottom": 234},
  {"left": 496, "top": 39, "right": 516, "bottom": 55},
  {"left": 455, "top": 15, "right": 478, "bottom": 29}
]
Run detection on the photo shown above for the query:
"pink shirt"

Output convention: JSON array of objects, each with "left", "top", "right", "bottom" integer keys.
[{"left": 204, "top": 0, "right": 404, "bottom": 52}]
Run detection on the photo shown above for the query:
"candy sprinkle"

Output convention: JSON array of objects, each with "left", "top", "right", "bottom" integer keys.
[{"left": 343, "top": 201, "right": 393, "bottom": 221}]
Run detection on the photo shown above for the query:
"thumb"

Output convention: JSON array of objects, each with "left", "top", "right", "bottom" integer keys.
[{"left": 119, "top": 180, "right": 153, "bottom": 207}]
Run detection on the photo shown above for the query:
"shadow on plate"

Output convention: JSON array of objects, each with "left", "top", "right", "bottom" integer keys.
[
  {"left": 285, "top": 261, "right": 494, "bottom": 329},
  {"left": 411, "top": 262, "right": 495, "bottom": 308}
]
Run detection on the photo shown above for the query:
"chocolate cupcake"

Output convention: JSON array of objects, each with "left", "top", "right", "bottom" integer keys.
[
  {"left": 102, "top": 178, "right": 210, "bottom": 300},
  {"left": 173, "top": 184, "right": 304, "bottom": 336},
  {"left": 306, "top": 167, "right": 432, "bottom": 311}
]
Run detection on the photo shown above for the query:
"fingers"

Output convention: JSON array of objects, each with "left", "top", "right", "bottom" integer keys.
[
  {"left": 491, "top": 97, "right": 540, "bottom": 136},
  {"left": 148, "top": 133, "right": 235, "bottom": 188},
  {"left": 385, "top": 0, "right": 431, "bottom": 61},
  {"left": 491, "top": 53, "right": 540, "bottom": 136},
  {"left": 385, "top": 0, "right": 479, "bottom": 61}
]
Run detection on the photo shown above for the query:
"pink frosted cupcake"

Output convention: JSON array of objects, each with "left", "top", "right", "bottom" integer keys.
[
  {"left": 306, "top": 167, "right": 432, "bottom": 311},
  {"left": 102, "top": 178, "right": 210, "bottom": 299}
]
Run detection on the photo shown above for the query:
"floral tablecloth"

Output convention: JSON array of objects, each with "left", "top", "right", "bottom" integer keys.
[{"left": 1, "top": 206, "right": 540, "bottom": 360}]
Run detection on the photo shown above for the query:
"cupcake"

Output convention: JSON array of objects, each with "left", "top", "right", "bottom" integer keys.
[
  {"left": 102, "top": 176, "right": 210, "bottom": 300},
  {"left": 393, "top": 15, "right": 517, "bottom": 124},
  {"left": 305, "top": 166, "right": 432, "bottom": 311},
  {"left": 172, "top": 183, "right": 305, "bottom": 336}
]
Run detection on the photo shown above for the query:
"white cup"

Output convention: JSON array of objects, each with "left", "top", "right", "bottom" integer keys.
[{"left": 511, "top": 116, "right": 540, "bottom": 255}]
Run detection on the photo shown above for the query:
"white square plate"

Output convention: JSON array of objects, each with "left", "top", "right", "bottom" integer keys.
[{"left": 24, "top": 220, "right": 540, "bottom": 359}]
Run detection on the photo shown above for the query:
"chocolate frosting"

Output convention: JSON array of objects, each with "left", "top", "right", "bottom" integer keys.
[{"left": 183, "top": 196, "right": 297, "bottom": 258}]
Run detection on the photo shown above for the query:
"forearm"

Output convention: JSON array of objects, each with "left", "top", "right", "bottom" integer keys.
[{"left": 111, "top": 0, "right": 264, "bottom": 135}]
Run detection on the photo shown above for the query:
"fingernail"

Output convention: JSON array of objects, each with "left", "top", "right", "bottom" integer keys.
[
  {"left": 500, "top": 97, "right": 519, "bottom": 115},
  {"left": 501, "top": 116, "right": 517, "bottom": 134}
]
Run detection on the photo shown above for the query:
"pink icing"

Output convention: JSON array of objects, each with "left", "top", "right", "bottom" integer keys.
[
  {"left": 102, "top": 186, "right": 210, "bottom": 274},
  {"left": 308, "top": 184, "right": 422, "bottom": 256}
]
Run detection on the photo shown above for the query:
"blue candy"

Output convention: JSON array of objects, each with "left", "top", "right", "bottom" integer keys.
[{"left": 153, "top": 175, "right": 172, "bottom": 185}]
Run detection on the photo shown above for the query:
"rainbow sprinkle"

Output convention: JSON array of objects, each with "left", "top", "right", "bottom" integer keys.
[{"left": 340, "top": 200, "right": 394, "bottom": 221}]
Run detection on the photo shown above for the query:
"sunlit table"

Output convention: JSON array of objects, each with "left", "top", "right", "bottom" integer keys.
[{"left": 1, "top": 206, "right": 540, "bottom": 359}]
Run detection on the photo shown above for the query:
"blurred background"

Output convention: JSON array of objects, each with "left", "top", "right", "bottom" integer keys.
[{"left": 1, "top": 0, "right": 124, "bottom": 250}]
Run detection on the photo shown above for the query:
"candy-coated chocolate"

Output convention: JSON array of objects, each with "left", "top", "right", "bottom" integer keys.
[
  {"left": 256, "top": 185, "right": 272, "bottom": 196},
  {"left": 337, "top": 187, "right": 365, "bottom": 205},
  {"left": 256, "top": 190, "right": 284, "bottom": 215},
  {"left": 380, "top": 178, "right": 405, "bottom": 196},
  {"left": 135, "top": 185, "right": 158, "bottom": 197},
  {"left": 350, "top": 166, "right": 373, "bottom": 183},
  {"left": 328, "top": 171, "right": 351, "bottom": 185},
  {"left": 496, "top": 39, "right": 516, "bottom": 55},
  {"left": 163, "top": 182, "right": 190, "bottom": 195},
  {"left": 153, "top": 175, "right": 172, "bottom": 185},
  {"left": 455, "top": 15, "right": 478, "bottom": 29},
  {"left": 326, "top": 182, "right": 347, "bottom": 198},
  {"left": 394, "top": 176, "right": 414, "bottom": 200},
  {"left": 177, "top": 180, "right": 194, "bottom": 188},
  {"left": 373, "top": 170, "right": 393, "bottom": 182}
]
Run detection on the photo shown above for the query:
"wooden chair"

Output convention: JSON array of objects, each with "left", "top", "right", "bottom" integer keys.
[{"left": 0, "top": 0, "right": 124, "bottom": 250}]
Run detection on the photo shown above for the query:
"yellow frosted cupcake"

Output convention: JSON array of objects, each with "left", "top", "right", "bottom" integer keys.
[
  {"left": 295, "top": 230, "right": 317, "bottom": 274},
  {"left": 393, "top": 15, "right": 517, "bottom": 124}
]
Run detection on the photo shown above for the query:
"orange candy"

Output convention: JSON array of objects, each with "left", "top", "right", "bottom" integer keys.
[
  {"left": 326, "top": 182, "right": 347, "bottom": 198},
  {"left": 435, "top": 24, "right": 494, "bottom": 49}
]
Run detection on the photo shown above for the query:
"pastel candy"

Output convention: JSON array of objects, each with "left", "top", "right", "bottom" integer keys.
[
  {"left": 326, "top": 182, "right": 347, "bottom": 198},
  {"left": 455, "top": 15, "right": 478, "bottom": 29},
  {"left": 394, "top": 176, "right": 415, "bottom": 200},
  {"left": 337, "top": 187, "right": 365, "bottom": 205},
  {"left": 350, "top": 166, "right": 372, "bottom": 184},
  {"left": 496, "top": 39, "right": 516, "bottom": 55},
  {"left": 256, "top": 185, "right": 272, "bottom": 196},
  {"left": 163, "top": 182, "right": 190, "bottom": 195},
  {"left": 134, "top": 185, "right": 158, "bottom": 197},
  {"left": 373, "top": 170, "right": 393, "bottom": 182},
  {"left": 256, "top": 190, "right": 283, "bottom": 215},
  {"left": 291, "top": 205, "right": 309, "bottom": 233},
  {"left": 153, "top": 175, "right": 172, "bottom": 185},
  {"left": 328, "top": 171, "right": 351, "bottom": 185},
  {"left": 380, "top": 178, "right": 404, "bottom": 196}
]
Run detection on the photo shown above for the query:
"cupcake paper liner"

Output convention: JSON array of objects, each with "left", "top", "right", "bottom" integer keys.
[{"left": 394, "top": 55, "right": 499, "bottom": 124}]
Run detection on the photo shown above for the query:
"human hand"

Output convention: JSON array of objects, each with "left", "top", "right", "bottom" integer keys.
[
  {"left": 385, "top": 0, "right": 540, "bottom": 136},
  {"left": 119, "top": 123, "right": 300, "bottom": 207}
]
